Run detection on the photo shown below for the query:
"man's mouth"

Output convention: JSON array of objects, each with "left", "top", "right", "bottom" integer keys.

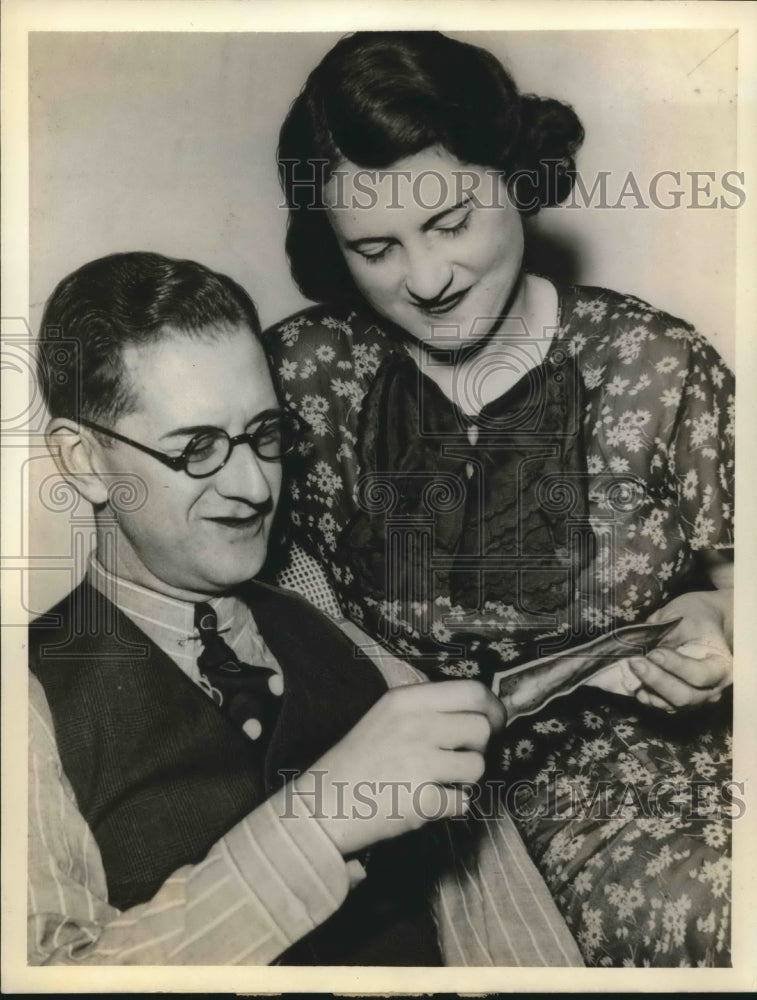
[
  {"left": 417, "top": 286, "right": 472, "bottom": 316},
  {"left": 206, "top": 513, "right": 265, "bottom": 531}
]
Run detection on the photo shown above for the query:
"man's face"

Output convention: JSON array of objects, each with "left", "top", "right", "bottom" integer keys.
[{"left": 93, "top": 325, "right": 281, "bottom": 600}]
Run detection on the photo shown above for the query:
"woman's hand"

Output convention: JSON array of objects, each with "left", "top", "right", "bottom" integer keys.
[{"left": 629, "top": 587, "right": 733, "bottom": 712}]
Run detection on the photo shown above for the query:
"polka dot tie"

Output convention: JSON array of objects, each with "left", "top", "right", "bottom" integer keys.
[{"left": 194, "top": 602, "right": 282, "bottom": 742}]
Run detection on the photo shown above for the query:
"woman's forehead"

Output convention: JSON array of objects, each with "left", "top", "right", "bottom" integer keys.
[{"left": 325, "top": 148, "right": 492, "bottom": 232}]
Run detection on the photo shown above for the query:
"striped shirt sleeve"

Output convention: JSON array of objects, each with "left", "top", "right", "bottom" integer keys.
[
  {"left": 28, "top": 675, "right": 356, "bottom": 966},
  {"left": 330, "top": 616, "right": 428, "bottom": 687}
]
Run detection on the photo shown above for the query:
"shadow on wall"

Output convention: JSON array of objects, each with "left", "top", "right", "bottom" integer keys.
[{"left": 523, "top": 222, "right": 586, "bottom": 287}]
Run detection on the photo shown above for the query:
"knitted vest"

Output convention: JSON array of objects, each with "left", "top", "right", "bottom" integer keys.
[{"left": 30, "top": 579, "right": 440, "bottom": 965}]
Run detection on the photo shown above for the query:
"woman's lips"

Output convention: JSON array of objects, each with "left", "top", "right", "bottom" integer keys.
[{"left": 416, "top": 286, "right": 472, "bottom": 316}]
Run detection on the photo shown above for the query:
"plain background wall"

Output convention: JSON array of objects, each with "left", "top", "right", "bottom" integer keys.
[{"left": 27, "top": 29, "right": 738, "bottom": 614}]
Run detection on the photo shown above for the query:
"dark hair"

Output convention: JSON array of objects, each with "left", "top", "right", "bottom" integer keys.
[
  {"left": 37, "top": 251, "right": 261, "bottom": 424},
  {"left": 278, "top": 31, "right": 585, "bottom": 302}
]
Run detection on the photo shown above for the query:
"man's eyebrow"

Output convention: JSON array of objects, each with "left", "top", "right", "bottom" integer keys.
[
  {"left": 159, "top": 409, "right": 282, "bottom": 441},
  {"left": 159, "top": 424, "right": 217, "bottom": 441},
  {"left": 344, "top": 199, "right": 471, "bottom": 250}
]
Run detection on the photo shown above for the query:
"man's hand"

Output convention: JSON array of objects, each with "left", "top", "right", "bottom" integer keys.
[
  {"left": 629, "top": 589, "right": 733, "bottom": 712},
  {"left": 293, "top": 680, "right": 506, "bottom": 857}
]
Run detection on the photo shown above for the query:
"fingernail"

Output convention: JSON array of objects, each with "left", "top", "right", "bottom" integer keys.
[
  {"left": 648, "top": 649, "right": 666, "bottom": 666},
  {"left": 630, "top": 658, "right": 647, "bottom": 676},
  {"left": 675, "top": 643, "right": 710, "bottom": 661}
]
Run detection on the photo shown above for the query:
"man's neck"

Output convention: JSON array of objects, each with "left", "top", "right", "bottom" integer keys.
[{"left": 94, "top": 521, "right": 221, "bottom": 605}]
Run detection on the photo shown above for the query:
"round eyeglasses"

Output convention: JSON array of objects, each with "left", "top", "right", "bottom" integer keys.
[{"left": 78, "top": 408, "right": 303, "bottom": 479}]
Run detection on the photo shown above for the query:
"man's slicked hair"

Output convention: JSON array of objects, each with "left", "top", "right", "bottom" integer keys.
[{"left": 37, "top": 251, "right": 262, "bottom": 424}]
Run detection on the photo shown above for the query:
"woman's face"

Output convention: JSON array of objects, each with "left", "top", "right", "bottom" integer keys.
[{"left": 324, "top": 147, "right": 525, "bottom": 348}]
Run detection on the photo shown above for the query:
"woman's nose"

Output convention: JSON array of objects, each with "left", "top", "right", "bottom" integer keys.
[{"left": 403, "top": 246, "right": 453, "bottom": 304}]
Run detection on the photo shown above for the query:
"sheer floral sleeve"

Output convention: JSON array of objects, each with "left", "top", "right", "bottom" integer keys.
[
  {"left": 667, "top": 328, "right": 734, "bottom": 551},
  {"left": 564, "top": 288, "right": 734, "bottom": 629}
]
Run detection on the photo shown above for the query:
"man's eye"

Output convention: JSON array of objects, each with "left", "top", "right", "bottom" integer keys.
[
  {"left": 187, "top": 432, "right": 220, "bottom": 460},
  {"left": 257, "top": 420, "right": 282, "bottom": 444}
]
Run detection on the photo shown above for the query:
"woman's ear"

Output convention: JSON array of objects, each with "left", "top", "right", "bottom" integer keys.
[{"left": 45, "top": 418, "right": 110, "bottom": 507}]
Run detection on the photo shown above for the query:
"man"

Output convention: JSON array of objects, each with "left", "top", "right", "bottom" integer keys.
[{"left": 28, "top": 252, "right": 581, "bottom": 966}]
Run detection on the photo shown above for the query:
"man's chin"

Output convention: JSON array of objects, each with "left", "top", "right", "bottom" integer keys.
[
  {"left": 151, "top": 555, "right": 268, "bottom": 601},
  {"left": 202, "top": 560, "right": 267, "bottom": 595}
]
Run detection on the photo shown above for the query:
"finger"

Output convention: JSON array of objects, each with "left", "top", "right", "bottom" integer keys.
[
  {"left": 454, "top": 682, "right": 507, "bottom": 733},
  {"left": 393, "top": 679, "right": 482, "bottom": 709},
  {"left": 675, "top": 639, "right": 726, "bottom": 660},
  {"left": 391, "top": 680, "right": 507, "bottom": 733},
  {"left": 619, "top": 659, "right": 643, "bottom": 693},
  {"left": 415, "top": 783, "right": 471, "bottom": 823},
  {"left": 437, "top": 748, "right": 486, "bottom": 785},
  {"left": 635, "top": 685, "right": 677, "bottom": 713},
  {"left": 644, "top": 609, "right": 678, "bottom": 629},
  {"left": 437, "top": 712, "right": 492, "bottom": 753},
  {"left": 629, "top": 658, "right": 715, "bottom": 708},
  {"left": 641, "top": 612, "right": 692, "bottom": 648},
  {"left": 646, "top": 646, "right": 730, "bottom": 688}
]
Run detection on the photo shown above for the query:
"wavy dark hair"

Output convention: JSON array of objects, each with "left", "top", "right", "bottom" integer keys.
[
  {"left": 278, "top": 31, "right": 585, "bottom": 303},
  {"left": 37, "top": 251, "right": 261, "bottom": 425}
]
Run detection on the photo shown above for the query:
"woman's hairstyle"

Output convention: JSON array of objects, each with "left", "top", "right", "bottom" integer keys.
[
  {"left": 37, "top": 251, "right": 261, "bottom": 425},
  {"left": 279, "top": 31, "right": 585, "bottom": 302}
]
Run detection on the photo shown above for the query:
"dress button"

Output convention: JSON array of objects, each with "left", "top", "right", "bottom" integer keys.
[
  {"left": 268, "top": 673, "right": 284, "bottom": 696},
  {"left": 242, "top": 718, "right": 263, "bottom": 741}
]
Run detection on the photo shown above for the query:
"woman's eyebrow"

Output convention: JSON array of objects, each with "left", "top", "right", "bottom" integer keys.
[
  {"left": 344, "top": 235, "right": 394, "bottom": 251},
  {"left": 344, "top": 199, "right": 471, "bottom": 250}
]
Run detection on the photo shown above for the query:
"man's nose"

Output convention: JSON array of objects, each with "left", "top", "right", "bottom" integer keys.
[
  {"left": 214, "top": 439, "right": 274, "bottom": 505},
  {"left": 404, "top": 245, "right": 453, "bottom": 304}
]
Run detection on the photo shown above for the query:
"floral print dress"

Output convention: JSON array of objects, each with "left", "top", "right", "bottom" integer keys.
[{"left": 263, "top": 284, "right": 735, "bottom": 966}]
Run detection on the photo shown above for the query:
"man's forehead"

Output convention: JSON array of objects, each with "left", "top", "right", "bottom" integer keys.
[
  {"left": 121, "top": 321, "right": 256, "bottom": 358},
  {"left": 118, "top": 325, "right": 273, "bottom": 428}
]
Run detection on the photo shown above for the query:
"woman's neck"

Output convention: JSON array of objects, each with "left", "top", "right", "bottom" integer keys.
[{"left": 408, "top": 273, "right": 559, "bottom": 416}]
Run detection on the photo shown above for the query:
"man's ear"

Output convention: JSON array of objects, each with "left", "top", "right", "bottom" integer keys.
[{"left": 45, "top": 418, "right": 110, "bottom": 507}]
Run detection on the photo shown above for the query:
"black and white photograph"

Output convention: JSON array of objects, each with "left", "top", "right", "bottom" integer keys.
[{"left": 2, "top": 0, "right": 756, "bottom": 992}]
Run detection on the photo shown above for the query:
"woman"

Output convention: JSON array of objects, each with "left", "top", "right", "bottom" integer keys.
[{"left": 263, "top": 31, "right": 734, "bottom": 966}]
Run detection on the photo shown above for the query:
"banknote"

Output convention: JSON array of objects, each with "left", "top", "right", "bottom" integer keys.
[{"left": 492, "top": 618, "right": 682, "bottom": 725}]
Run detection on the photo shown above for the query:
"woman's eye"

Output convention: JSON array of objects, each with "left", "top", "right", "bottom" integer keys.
[
  {"left": 359, "top": 244, "right": 392, "bottom": 264},
  {"left": 438, "top": 212, "right": 472, "bottom": 237}
]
